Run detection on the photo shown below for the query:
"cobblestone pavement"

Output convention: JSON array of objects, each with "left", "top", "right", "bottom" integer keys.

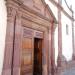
[{"left": 63, "top": 68, "right": 75, "bottom": 75}]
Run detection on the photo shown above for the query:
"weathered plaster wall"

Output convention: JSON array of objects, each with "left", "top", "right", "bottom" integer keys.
[{"left": 61, "top": 12, "right": 73, "bottom": 61}]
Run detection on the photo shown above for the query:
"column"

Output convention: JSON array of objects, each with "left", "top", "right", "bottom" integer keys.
[
  {"left": 57, "top": 0, "right": 62, "bottom": 67},
  {"left": 2, "top": 3, "right": 17, "bottom": 75},
  {"left": 12, "top": 11, "right": 22, "bottom": 75},
  {"left": 42, "top": 31, "right": 48, "bottom": 75},
  {"left": 72, "top": 10, "right": 75, "bottom": 60},
  {"left": 48, "top": 25, "right": 52, "bottom": 75},
  {"left": 51, "top": 22, "right": 56, "bottom": 75}
]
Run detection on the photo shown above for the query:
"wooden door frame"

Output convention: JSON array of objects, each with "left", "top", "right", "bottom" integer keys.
[{"left": 21, "top": 27, "right": 49, "bottom": 75}]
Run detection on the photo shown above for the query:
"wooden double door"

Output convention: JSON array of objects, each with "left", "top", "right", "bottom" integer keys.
[{"left": 21, "top": 27, "right": 43, "bottom": 75}]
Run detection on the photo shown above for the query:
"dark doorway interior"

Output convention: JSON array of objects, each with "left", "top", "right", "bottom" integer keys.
[{"left": 33, "top": 38, "right": 42, "bottom": 75}]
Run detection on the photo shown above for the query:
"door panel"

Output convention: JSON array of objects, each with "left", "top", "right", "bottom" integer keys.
[
  {"left": 21, "top": 27, "right": 33, "bottom": 75},
  {"left": 21, "top": 27, "right": 43, "bottom": 75},
  {"left": 21, "top": 37, "right": 33, "bottom": 75},
  {"left": 22, "top": 38, "right": 32, "bottom": 49}
]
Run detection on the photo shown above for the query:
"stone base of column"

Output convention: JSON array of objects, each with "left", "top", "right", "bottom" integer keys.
[
  {"left": 56, "top": 67, "right": 64, "bottom": 75},
  {"left": 57, "top": 55, "right": 67, "bottom": 67},
  {"left": 51, "top": 65, "right": 56, "bottom": 75},
  {"left": 13, "top": 67, "right": 20, "bottom": 75},
  {"left": 49, "top": 72, "right": 51, "bottom": 75},
  {"left": 2, "top": 68, "right": 11, "bottom": 75},
  {"left": 2, "top": 67, "right": 20, "bottom": 75},
  {"left": 56, "top": 55, "right": 67, "bottom": 75}
]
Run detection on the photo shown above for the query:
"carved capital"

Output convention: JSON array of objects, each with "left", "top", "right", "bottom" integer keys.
[
  {"left": 7, "top": 6, "right": 17, "bottom": 23},
  {"left": 7, "top": 7, "right": 16, "bottom": 17}
]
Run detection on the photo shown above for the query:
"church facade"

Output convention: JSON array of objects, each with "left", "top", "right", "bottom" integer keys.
[
  {"left": 1, "top": 0, "right": 75, "bottom": 75},
  {"left": 2, "top": 0, "right": 57, "bottom": 75}
]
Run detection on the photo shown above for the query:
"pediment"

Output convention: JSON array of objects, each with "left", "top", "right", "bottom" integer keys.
[
  {"left": 15, "top": 0, "right": 57, "bottom": 24},
  {"left": 32, "top": 0, "right": 44, "bottom": 10},
  {"left": 20, "top": 0, "right": 45, "bottom": 15}
]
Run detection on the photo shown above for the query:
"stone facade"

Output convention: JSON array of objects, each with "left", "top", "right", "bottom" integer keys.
[
  {"left": 1, "top": 0, "right": 75, "bottom": 75},
  {"left": 2, "top": 0, "right": 57, "bottom": 75}
]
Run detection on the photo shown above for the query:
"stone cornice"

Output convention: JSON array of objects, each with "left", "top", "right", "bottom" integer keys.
[
  {"left": 21, "top": 15, "right": 50, "bottom": 28},
  {"left": 11, "top": 0, "right": 52, "bottom": 22},
  {"left": 6, "top": 0, "right": 58, "bottom": 29}
]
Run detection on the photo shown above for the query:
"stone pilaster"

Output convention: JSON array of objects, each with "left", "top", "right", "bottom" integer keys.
[
  {"left": 51, "top": 22, "right": 56, "bottom": 75},
  {"left": 48, "top": 25, "right": 52, "bottom": 75},
  {"left": 72, "top": 11, "right": 75, "bottom": 60},
  {"left": 43, "top": 30, "right": 49, "bottom": 75},
  {"left": 57, "top": 0, "right": 63, "bottom": 67},
  {"left": 12, "top": 11, "right": 22, "bottom": 75},
  {"left": 57, "top": 1, "right": 68, "bottom": 75},
  {"left": 2, "top": 2, "right": 17, "bottom": 75}
]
